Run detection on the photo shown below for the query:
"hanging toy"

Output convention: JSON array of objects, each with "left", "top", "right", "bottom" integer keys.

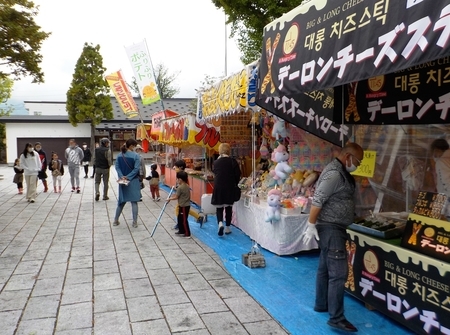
[
  {"left": 265, "top": 189, "right": 282, "bottom": 223},
  {"left": 259, "top": 138, "right": 269, "bottom": 159},
  {"left": 270, "top": 144, "right": 293, "bottom": 185},
  {"left": 271, "top": 116, "right": 288, "bottom": 141}
]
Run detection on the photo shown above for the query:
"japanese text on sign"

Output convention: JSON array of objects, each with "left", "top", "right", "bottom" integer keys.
[{"left": 351, "top": 150, "right": 376, "bottom": 178}]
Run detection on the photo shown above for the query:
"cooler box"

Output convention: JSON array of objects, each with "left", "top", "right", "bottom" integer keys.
[{"left": 201, "top": 194, "right": 216, "bottom": 214}]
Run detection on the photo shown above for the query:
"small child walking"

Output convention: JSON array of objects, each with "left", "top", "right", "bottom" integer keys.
[
  {"left": 146, "top": 163, "right": 160, "bottom": 201},
  {"left": 167, "top": 171, "right": 191, "bottom": 237},
  {"left": 13, "top": 158, "right": 24, "bottom": 194},
  {"left": 49, "top": 152, "right": 64, "bottom": 193}
]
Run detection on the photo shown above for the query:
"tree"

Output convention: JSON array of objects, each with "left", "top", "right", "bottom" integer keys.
[
  {"left": 0, "top": 1, "right": 51, "bottom": 83},
  {"left": 66, "top": 43, "right": 113, "bottom": 150},
  {"left": 0, "top": 77, "right": 13, "bottom": 162},
  {"left": 211, "top": 0, "right": 301, "bottom": 64},
  {"left": 190, "top": 74, "right": 221, "bottom": 113},
  {"left": 127, "top": 63, "right": 180, "bottom": 99}
]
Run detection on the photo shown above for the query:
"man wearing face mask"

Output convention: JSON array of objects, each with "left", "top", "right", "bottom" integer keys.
[{"left": 302, "top": 142, "right": 364, "bottom": 333}]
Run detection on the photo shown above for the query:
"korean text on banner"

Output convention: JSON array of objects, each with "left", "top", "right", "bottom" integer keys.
[
  {"left": 125, "top": 40, "right": 160, "bottom": 105},
  {"left": 260, "top": 0, "right": 450, "bottom": 96},
  {"left": 105, "top": 71, "right": 139, "bottom": 118}
]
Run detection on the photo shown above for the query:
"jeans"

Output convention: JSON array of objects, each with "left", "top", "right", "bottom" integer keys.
[
  {"left": 95, "top": 168, "right": 110, "bottom": 196},
  {"left": 315, "top": 223, "right": 349, "bottom": 323},
  {"left": 68, "top": 165, "right": 80, "bottom": 188},
  {"left": 114, "top": 201, "right": 138, "bottom": 223}
]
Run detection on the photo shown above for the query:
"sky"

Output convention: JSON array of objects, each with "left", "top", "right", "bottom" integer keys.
[{"left": 8, "top": 0, "right": 245, "bottom": 106}]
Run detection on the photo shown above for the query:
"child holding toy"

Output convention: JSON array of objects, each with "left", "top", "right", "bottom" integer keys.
[{"left": 167, "top": 171, "right": 191, "bottom": 237}]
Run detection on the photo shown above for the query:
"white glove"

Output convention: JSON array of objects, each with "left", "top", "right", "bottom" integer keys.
[{"left": 302, "top": 222, "right": 319, "bottom": 244}]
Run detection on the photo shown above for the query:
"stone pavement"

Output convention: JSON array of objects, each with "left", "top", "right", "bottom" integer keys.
[{"left": 0, "top": 165, "right": 288, "bottom": 335}]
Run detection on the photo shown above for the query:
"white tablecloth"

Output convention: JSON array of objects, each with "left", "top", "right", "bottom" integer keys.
[{"left": 232, "top": 198, "right": 319, "bottom": 255}]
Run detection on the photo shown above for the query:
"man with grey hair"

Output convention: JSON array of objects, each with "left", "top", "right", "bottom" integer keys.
[
  {"left": 94, "top": 138, "right": 112, "bottom": 201},
  {"left": 303, "top": 142, "right": 364, "bottom": 332},
  {"left": 65, "top": 139, "right": 84, "bottom": 193}
]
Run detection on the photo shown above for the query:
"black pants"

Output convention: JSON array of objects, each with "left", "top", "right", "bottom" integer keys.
[
  {"left": 91, "top": 165, "right": 96, "bottom": 177},
  {"left": 216, "top": 206, "right": 232, "bottom": 226},
  {"left": 177, "top": 206, "right": 191, "bottom": 236},
  {"left": 83, "top": 164, "right": 89, "bottom": 176}
]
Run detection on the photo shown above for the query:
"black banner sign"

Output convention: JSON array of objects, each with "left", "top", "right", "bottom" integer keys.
[
  {"left": 259, "top": 0, "right": 450, "bottom": 97},
  {"left": 401, "top": 213, "right": 450, "bottom": 263},
  {"left": 347, "top": 231, "right": 450, "bottom": 335},
  {"left": 343, "top": 58, "right": 450, "bottom": 124},
  {"left": 256, "top": 87, "right": 350, "bottom": 146},
  {"left": 412, "top": 192, "right": 447, "bottom": 219}
]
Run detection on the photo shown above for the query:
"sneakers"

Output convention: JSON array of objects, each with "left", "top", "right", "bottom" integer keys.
[
  {"left": 76, "top": 187, "right": 80, "bottom": 194},
  {"left": 71, "top": 187, "right": 75, "bottom": 192},
  {"left": 30, "top": 199, "right": 35, "bottom": 203},
  {"left": 225, "top": 226, "right": 232, "bottom": 234},
  {"left": 156, "top": 197, "right": 161, "bottom": 202},
  {"left": 218, "top": 222, "right": 224, "bottom": 236},
  {"left": 95, "top": 193, "right": 100, "bottom": 201},
  {"left": 132, "top": 222, "right": 138, "bottom": 228},
  {"left": 103, "top": 196, "right": 109, "bottom": 200},
  {"left": 113, "top": 221, "right": 120, "bottom": 226},
  {"left": 84, "top": 175, "right": 88, "bottom": 178}
]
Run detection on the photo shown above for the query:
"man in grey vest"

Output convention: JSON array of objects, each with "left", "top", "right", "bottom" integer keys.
[
  {"left": 303, "top": 142, "right": 364, "bottom": 333},
  {"left": 94, "top": 138, "right": 112, "bottom": 201}
]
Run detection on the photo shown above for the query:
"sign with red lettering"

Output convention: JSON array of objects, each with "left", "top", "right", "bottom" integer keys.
[{"left": 260, "top": 0, "right": 450, "bottom": 96}]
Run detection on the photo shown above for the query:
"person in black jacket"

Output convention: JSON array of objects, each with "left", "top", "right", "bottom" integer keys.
[
  {"left": 211, "top": 143, "right": 241, "bottom": 236},
  {"left": 94, "top": 138, "right": 112, "bottom": 201},
  {"left": 82, "top": 142, "right": 92, "bottom": 178},
  {"left": 35, "top": 142, "right": 48, "bottom": 192}
]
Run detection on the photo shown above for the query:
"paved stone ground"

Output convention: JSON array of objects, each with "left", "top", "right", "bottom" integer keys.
[{"left": 0, "top": 166, "right": 288, "bottom": 335}]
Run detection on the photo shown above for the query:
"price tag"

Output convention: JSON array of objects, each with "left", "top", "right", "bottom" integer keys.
[{"left": 351, "top": 150, "right": 376, "bottom": 178}]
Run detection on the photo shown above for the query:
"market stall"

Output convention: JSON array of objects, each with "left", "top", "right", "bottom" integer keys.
[{"left": 255, "top": 0, "right": 450, "bottom": 332}]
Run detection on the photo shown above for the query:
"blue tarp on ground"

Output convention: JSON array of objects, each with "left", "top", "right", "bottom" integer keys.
[{"left": 161, "top": 186, "right": 412, "bottom": 334}]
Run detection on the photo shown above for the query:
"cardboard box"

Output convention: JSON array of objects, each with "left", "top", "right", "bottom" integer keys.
[{"left": 242, "top": 253, "right": 266, "bottom": 268}]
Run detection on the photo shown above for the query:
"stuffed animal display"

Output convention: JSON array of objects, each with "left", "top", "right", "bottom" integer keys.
[
  {"left": 271, "top": 116, "right": 287, "bottom": 141},
  {"left": 265, "top": 189, "right": 282, "bottom": 223},
  {"left": 270, "top": 144, "right": 293, "bottom": 185}
]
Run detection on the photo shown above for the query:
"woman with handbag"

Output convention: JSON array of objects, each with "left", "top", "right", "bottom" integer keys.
[
  {"left": 113, "top": 139, "right": 141, "bottom": 228},
  {"left": 211, "top": 143, "right": 242, "bottom": 236}
]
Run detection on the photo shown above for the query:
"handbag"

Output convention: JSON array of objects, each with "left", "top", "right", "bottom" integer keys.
[
  {"left": 229, "top": 157, "right": 242, "bottom": 202},
  {"left": 149, "top": 177, "right": 159, "bottom": 186}
]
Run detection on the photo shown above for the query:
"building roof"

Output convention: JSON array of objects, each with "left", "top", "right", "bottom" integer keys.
[{"left": 1, "top": 97, "right": 194, "bottom": 124}]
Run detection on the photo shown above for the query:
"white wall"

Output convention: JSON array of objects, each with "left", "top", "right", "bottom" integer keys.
[
  {"left": 6, "top": 123, "right": 90, "bottom": 164},
  {"left": 24, "top": 102, "right": 67, "bottom": 116}
]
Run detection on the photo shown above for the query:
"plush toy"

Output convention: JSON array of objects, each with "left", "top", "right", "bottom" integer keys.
[
  {"left": 292, "top": 170, "right": 305, "bottom": 194},
  {"left": 265, "top": 189, "right": 282, "bottom": 223},
  {"left": 270, "top": 145, "right": 293, "bottom": 185},
  {"left": 271, "top": 116, "right": 288, "bottom": 140}
]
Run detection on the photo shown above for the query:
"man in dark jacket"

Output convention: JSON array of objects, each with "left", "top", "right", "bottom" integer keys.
[
  {"left": 303, "top": 142, "right": 364, "bottom": 333},
  {"left": 211, "top": 143, "right": 241, "bottom": 236},
  {"left": 34, "top": 142, "right": 48, "bottom": 192},
  {"left": 94, "top": 138, "right": 112, "bottom": 201}
]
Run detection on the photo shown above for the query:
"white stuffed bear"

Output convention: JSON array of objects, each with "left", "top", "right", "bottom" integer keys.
[
  {"left": 270, "top": 144, "right": 293, "bottom": 185},
  {"left": 271, "top": 116, "right": 287, "bottom": 140},
  {"left": 265, "top": 189, "right": 282, "bottom": 223}
]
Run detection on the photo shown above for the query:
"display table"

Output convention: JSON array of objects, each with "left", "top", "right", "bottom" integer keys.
[
  {"left": 232, "top": 198, "right": 318, "bottom": 255},
  {"left": 345, "top": 230, "right": 450, "bottom": 335},
  {"left": 164, "top": 168, "right": 213, "bottom": 205}
]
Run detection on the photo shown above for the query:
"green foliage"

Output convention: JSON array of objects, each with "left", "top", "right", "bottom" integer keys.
[
  {"left": 66, "top": 43, "right": 113, "bottom": 127},
  {"left": 0, "top": 0, "right": 51, "bottom": 83},
  {"left": 128, "top": 63, "right": 181, "bottom": 99},
  {"left": 190, "top": 74, "right": 221, "bottom": 113},
  {"left": 0, "top": 77, "right": 13, "bottom": 152},
  {"left": 212, "top": 0, "right": 301, "bottom": 64},
  {"left": 154, "top": 63, "right": 180, "bottom": 99}
]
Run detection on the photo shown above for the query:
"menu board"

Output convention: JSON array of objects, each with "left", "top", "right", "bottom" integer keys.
[{"left": 412, "top": 192, "right": 447, "bottom": 220}]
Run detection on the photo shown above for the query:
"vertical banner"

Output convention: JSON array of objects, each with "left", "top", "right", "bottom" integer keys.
[
  {"left": 125, "top": 40, "right": 160, "bottom": 105},
  {"left": 105, "top": 70, "right": 139, "bottom": 118}
]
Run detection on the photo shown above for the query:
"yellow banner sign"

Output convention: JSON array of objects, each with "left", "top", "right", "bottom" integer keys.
[
  {"left": 199, "top": 69, "right": 247, "bottom": 119},
  {"left": 105, "top": 70, "right": 139, "bottom": 118},
  {"left": 352, "top": 150, "right": 376, "bottom": 178}
]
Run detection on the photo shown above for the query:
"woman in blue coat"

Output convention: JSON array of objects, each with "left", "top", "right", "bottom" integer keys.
[{"left": 113, "top": 139, "right": 141, "bottom": 228}]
